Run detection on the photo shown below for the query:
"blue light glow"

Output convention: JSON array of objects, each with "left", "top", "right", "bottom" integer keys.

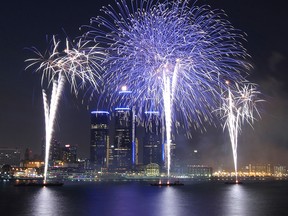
[
  {"left": 119, "top": 90, "right": 132, "bottom": 94},
  {"left": 115, "top": 107, "right": 131, "bottom": 111},
  {"left": 91, "top": 111, "right": 109, "bottom": 114},
  {"left": 145, "top": 111, "right": 160, "bottom": 115},
  {"left": 162, "top": 143, "right": 165, "bottom": 162},
  {"left": 132, "top": 141, "right": 135, "bottom": 165}
]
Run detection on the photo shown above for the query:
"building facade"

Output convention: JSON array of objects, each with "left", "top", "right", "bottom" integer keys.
[
  {"left": 41, "top": 138, "right": 61, "bottom": 166},
  {"left": 61, "top": 144, "right": 77, "bottom": 163},
  {"left": 90, "top": 111, "right": 110, "bottom": 170},
  {"left": 113, "top": 107, "right": 133, "bottom": 172},
  {"left": 143, "top": 111, "right": 163, "bottom": 168}
]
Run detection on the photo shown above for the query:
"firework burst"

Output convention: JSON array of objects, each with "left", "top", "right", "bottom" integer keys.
[
  {"left": 26, "top": 36, "right": 105, "bottom": 182},
  {"left": 218, "top": 81, "right": 262, "bottom": 182},
  {"left": 86, "top": 0, "right": 252, "bottom": 176}
]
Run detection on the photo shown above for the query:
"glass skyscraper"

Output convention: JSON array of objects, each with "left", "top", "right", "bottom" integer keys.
[
  {"left": 90, "top": 111, "right": 110, "bottom": 170},
  {"left": 143, "top": 111, "right": 163, "bottom": 169},
  {"left": 110, "top": 86, "right": 136, "bottom": 172},
  {"left": 113, "top": 107, "right": 133, "bottom": 172}
]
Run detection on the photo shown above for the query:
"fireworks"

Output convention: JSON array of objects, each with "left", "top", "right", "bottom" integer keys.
[
  {"left": 218, "top": 82, "right": 262, "bottom": 181},
  {"left": 26, "top": 36, "right": 105, "bottom": 182},
  {"left": 26, "top": 36, "right": 104, "bottom": 95},
  {"left": 86, "top": 0, "right": 252, "bottom": 176}
]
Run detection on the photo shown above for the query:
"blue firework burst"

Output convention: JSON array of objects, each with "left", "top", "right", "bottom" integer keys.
[{"left": 86, "top": 0, "right": 251, "bottom": 132}]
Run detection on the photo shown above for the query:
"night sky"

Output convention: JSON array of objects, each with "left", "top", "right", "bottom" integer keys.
[{"left": 0, "top": 0, "right": 287, "bottom": 169}]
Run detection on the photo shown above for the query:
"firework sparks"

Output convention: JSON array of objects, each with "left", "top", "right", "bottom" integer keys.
[
  {"left": 86, "top": 0, "right": 252, "bottom": 176},
  {"left": 26, "top": 36, "right": 105, "bottom": 182},
  {"left": 219, "top": 82, "right": 262, "bottom": 182}
]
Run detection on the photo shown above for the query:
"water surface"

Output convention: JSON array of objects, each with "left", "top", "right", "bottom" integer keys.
[{"left": 1, "top": 181, "right": 288, "bottom": 216}]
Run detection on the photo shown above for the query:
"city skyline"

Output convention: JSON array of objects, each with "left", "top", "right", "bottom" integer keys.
[{"left": 0, "top": 0, "right": 288, "bottom": 169}]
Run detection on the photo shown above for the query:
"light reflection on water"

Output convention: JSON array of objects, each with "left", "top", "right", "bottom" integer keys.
[
  {"left": 221, "top": 184, "right": 250, "bottom": 216},
  {"left": 1, "top": 181, "right": 288, "bottom": 216},
  {"left": 26, "top": 187, "right": 67, "bottom": 216},
  {"left": 157, "top": 187, "right": 183, "bottom": 216},
  {"left": 78, "top": 182, "right": 187, "bottom": 216}
]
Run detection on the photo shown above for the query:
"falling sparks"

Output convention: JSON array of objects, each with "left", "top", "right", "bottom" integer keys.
[
  {"left": 86, "top": 0, "right": 252, "bottom": 176},
  {"left": 218, "top": 82, "right": 263, "bottom": 182},
  {"left": 26, "top": 36, "right": 105, "bottom": 182}
]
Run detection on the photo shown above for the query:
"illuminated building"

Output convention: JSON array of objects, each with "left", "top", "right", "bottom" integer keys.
[
  {"left": 24, "top": 168, "right": 38, "bottom": 178},
  {"left": 186, "top": 165, "right": 213, "bottom": 178},
  {"left": 41, "top": 138, "right": 61, "bottom": 165},
  {"left": 0, "top": 148, "right": 21, "bottom": 166},
  {"left": 61, "top": 144, "right": 77, "bottom": 163},
  {"left": 90, "top": 111, "right": 110, "bottom": 170},
  {"left": 274, "top": 165, "right": 287, "bottom": 176},
  {"left": 113, "top": 107, "right": 133, "bottom": 171},
  {"left": 21, "top": 161, "right": 44, "bottom": 168},
  {"left": 143, "top": 111, "right": 163, "bottom": 169},
  {"left": 247, "top": 164, "right": 271, "bottom": 175},
  {"left": 50, "top": 139, "right": 61, "bottom": 164},
  {"left": 145, "top": 163, "right": 160, "bottom": 176},
  {"left": 111, "top": 86, "right": 136, "bottom": 172}
]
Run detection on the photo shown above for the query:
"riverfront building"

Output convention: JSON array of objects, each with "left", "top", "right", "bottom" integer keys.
[
  {"left": 90, "top": 111, "right": 110, "bottom": 170},
  {"left": 113, "top": 107, "right": 133, "bottom": 172},
  {"left": 143, "top": 111, "right": 163, "bottom": 169}
]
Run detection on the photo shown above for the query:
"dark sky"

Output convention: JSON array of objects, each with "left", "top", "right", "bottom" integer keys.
[{"left": 0, "top": 0, "right": 287, "bottom": 169}]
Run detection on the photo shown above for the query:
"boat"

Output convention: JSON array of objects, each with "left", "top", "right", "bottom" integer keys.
[
  {"left": 151, "top": 180, "right": 184, "bottom": 186},
  {"left": 14, "top": 181, "right": 64, "bottom": 187},
  {"left": 224, "top": 181, "right": 243, "bottom": 185}
]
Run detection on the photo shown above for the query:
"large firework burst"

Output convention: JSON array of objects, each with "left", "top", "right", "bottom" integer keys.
[{"left": 86, "top": 0, "right": 252, "bottom": 176}]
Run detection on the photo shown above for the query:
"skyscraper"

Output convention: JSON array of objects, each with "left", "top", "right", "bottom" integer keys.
[
  {"left": 61, "top": 144, "right": 77, "bottom": 163},
  {"left": 41, "top": 138, "right": 61, "bottom": 165},
  {"left": 50, "top": 139, "right": 61, "bottom": 164},
  {"left": 113, "top": 107, "right": 133, "bottom": 172},
  {"left": 109, "top": 85, "right": 136, "bottom": 172},
  {"left": 143, "top": 111, "right": 163, "bottom": 168},
  {"left": 90, "top": 111, "right": 110, "bottom": 170}
]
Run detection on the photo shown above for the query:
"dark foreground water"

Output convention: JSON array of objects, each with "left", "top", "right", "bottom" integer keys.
[{"left": 1, "top": 180, "right": 288, "bottom": 216}]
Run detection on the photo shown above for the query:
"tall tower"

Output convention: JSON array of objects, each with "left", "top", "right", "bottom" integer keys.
[
  {"left": 50, "top": 139, "right": 61, "bottom": 165},
  {"left": 143, "top": 111, "right": 163, "bottom": 168},
  {"left": 113, "top": 107, "right": 133, "bottom": 172},
  {"left": 111, "top": 85, "right": 136, "bottom": 172},
  {"left": 61, "top": 144, "right": 77, "bottom": 163},
  {"left": 90, "top": 111, "right": 110, "bottom": 170},
  {"left": 41, "top": 138, "right": 61, "bottom": 165}
]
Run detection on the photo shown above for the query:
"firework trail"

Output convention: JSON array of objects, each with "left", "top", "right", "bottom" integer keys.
[
  {"left": 86, "top": 0, "right": 251, "bottom": 176},
  {"left": 26, "top": 36, "right": 105, "bottom": 182},
  {"left": 41, "top": 76, "right": 65, "bottom": 182},
  {"left": 219, "top": 82, "right": 262, "bottom": 182}
]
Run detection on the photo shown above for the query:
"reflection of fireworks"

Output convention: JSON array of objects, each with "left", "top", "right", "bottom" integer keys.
[
  {"left": 26, "top": 36, "right": 104, "bottom": 182},
  {"left": 87, "top": 0, "right": 251, "bottom": 176},
  {"left": 219, "top": 82, "right": 262, "bottom": 182}
]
